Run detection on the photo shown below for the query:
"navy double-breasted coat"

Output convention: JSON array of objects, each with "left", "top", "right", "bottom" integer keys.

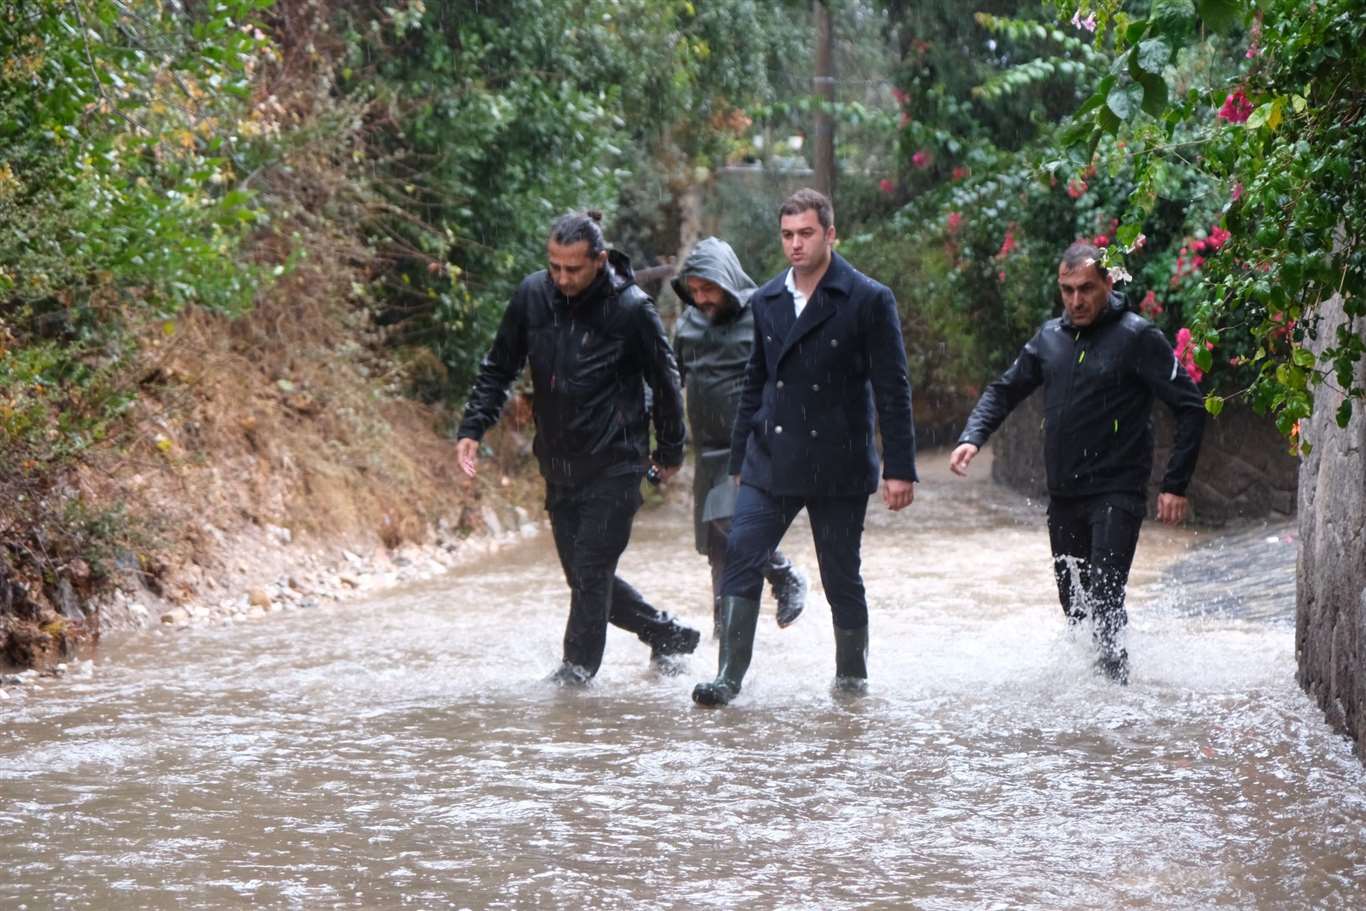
[{"left": 727, "top": 252, "right": 918, "bottom": 496}]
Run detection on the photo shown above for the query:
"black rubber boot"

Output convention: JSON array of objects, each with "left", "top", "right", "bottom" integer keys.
[
  {"left": 692, "top": 596, "right": 761, "bottom": 707},
  {"left": 832, "top": 624, "right": 869, "bottom": 695},
  {"left": 766, "top": 557, "right": 808, "bottom": 628}
]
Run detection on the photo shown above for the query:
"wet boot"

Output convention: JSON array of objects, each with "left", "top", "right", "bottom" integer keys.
[
  {"left": 649, "top": 623, "right": 701, "bottom": 675},
  {"left": 766, "top": 557, "right": 808, "bottom": 628},
  {"left": 1093, "top": 610, "right": 1129, "bottom": 686},
  {"left": 547, "top": 662, "right": 593, "bottom": 687},
  {"left": 692, "top": 596, "right": 760, "bottom": 707},
  {"left": 832, "top": 624, "right": 869, "bottom": 695}
]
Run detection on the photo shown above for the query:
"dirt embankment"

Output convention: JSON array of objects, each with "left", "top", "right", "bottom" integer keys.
[{"left": 1, "top": 253, "right": 543, "bottom": 675}]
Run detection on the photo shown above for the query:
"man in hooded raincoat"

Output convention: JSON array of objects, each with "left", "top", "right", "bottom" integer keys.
[
  {"left": 949, "top": 242, "right": 1206, "bottom": 684},
  {"left": 455, "top": 211, "right": 701, "bottom": 685},
  {"left": 671, "top": 237, "right": 809, "bottom": 638}
]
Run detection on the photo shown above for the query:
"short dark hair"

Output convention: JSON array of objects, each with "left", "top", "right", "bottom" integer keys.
[
  {"left": 1060, "top": 241, "right": 1107, "bottom": 280},
  {"left": 549, "top": 209, "right": 606, "bottom": 256},
  {"left": 779, "top": 188, "right": 834, "bottom": 231}
]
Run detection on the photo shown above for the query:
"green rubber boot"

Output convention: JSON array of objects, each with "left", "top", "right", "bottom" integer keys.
[
  {"left": 832, "top": 624, "right": 869, "bottom": 695},
  {"left": 692, "top": 596, "right": 761, "bottom": 707}
]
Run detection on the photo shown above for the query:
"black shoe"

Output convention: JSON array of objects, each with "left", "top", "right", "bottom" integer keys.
[
  {"left": 1095, "top": 648, "right": 1129, "bottom": 685},
  {"left": 832, "top": 624, "right": 869, "bottom": 696},
  {"left": 547, "top": 662, "right": 592, "bottom": 687},
  {"left": 650, "top": 625, "right": 700, "bottom": 662},
  {"left": 771, "top": 565, "right": 808, "bottom": 628},
  {"left": 692, "top": 596, "right": 761, "bottom": 708}
]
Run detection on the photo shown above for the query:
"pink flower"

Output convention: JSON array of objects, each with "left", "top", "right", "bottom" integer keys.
[
  {"left": 1174, "top": 327, "right": 1213, "bottom": 383},
  {"left": 946, "top": 211, "right": 963, "bottom": 234},
  {"left": 1217, "top": 91, "right": 1254, "bottom": 124},
  {"left": 1070, "top": 9, "right": 1097, "bottom": 32},
  {"left": 1232, "top": 181, "right": 1244, "bottom": 201},
  {"left": 899, "top": 111, "right": 911, "bottom": 128},
  {"left": 1066, "top": 178, "right": 1088, "bottom": 199},
  {"left": 1139, "top": 290, "right": 1164, "bottom": 317},
  {"left": 879, "top": 178, "right": 895, "bottom": 195},
  {"left": 1093, "top": 234, "right": 1109, "bottom": 247},
  {"left": 951, "top": 165, "right": 970, "bottom": 181},
  {"left": 995, "top": 228, "right": 1017, "bottom": 260},
  {"left": 911, "top": 149, "right": 933, "bottom": 169},
  {"left": 1207, "top": 225, "right": 1231, "bottom": 249},
  {"left": 892, "top": 87, "right": 909, "bottom": 106}
]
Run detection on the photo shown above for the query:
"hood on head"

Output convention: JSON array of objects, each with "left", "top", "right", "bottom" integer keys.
[{"left": 671, "top": 237, "right": 756, "bottom": 311}]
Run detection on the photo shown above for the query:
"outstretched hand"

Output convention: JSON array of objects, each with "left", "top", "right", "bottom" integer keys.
[
  {"left": 948, "top": 443, "right": 979, "bottom": 477},
  {"left": 882, "top": 478, "right": 915, "bottom": 511},
  {"left": 456, "top": 437, "right": 480, "bottom": 478},
  {"left": 1156, "top": 492, "right": 1189, "bottom": 525}
]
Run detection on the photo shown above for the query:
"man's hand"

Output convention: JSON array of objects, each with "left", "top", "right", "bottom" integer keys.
[
  {"left": 948, "top": 443, "right": 979, "bottom": 477},
  {"left": 1156, "top": 492, "right": 1189, "bottom": 525},
  {"left": 882, "top": 478, "right": 915, "bottom": 511},
  {"left": 652, "top": 460, "right": 681, "bottom": 483},
  {"left": 456, "top": 437, "right": 480, "bottom": 478}
]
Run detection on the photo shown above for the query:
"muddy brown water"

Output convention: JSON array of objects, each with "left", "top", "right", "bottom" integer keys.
[{"left": 3, "top": 456, "right": 1363, "bottom": 910}]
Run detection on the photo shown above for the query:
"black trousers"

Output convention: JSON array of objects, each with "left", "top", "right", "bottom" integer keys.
[
  {"left": 705, "top": 519, "right": 792, "bottom": 610},
  {"left": 546, "top": 473, "right": 685, "bottom": 675},
  {"left": 1047, "top": 493, "right": 1144, "bottom": 645},
  {"left": 719, "top": 483, "right": 869, "bottom": 630}
]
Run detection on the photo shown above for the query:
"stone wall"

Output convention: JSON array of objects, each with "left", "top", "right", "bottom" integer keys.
[
  {"left": 1296, "top": 292, "right": 1366, "bottom": 756},
  {"left": 988, "top": 393, "right": 1299, "bottom": 524}
]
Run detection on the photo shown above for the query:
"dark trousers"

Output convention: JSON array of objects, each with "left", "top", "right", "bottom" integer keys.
[
  {"left": 1047, "top": 493, "right": 1144, "bottom": 645},
  {"left": 547, "top": 473, "right": 683, "bottom": 675},
  {"left": 706, "top": 519, "right": 792, "bottom": 611},
  {"left": 719, "top": 483, "right": 869, "bottom": 630}
]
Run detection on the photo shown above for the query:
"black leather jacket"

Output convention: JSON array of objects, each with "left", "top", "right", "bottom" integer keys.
[
  {"left": 456, "top": 250, "right": 685, "bottom": 486},
  {"left": 959, "top": 295, "right": 1205, "bottom": 498}
]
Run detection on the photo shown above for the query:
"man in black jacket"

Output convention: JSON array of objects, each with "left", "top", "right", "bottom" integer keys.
[
  {"left": 949, "top": 242, "right": 1206, "bottom": 684},
  {"left": 671, "top": 237, "right": 808, "bottom": 638},
  {"left": 455, "top": 211, "right": 700, "bottom": 685},
  {"left": 692, "top": 189, "right": 918, "bottom": 706}
]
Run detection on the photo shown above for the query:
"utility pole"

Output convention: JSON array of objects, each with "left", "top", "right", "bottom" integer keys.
[{"left": 812, "top": 0, "right": 835, "bottom": 200}]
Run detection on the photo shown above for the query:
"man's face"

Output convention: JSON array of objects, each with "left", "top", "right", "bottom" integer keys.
[
  {"left": 780, "top": 209, "right": 835, "bottom": 274},
  {"left": 685, "top": 276, "right": 733, "bottom": 323},
  {"left": 548, "top": 239, "right": 606, "bottom": 298},
  {"left": 1057, "top": 262, "right": 1113, "bottom": 327}
]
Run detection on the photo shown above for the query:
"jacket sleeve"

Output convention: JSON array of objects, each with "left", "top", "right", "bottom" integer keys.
[
  {"left": 636, "top": 298, "right": 686, "bottom": 467},
  {"left": 1136, "top": 325, "right": 1206, "bottom": 495},
  {"left": 455, "top": 287, "right": 529, "bottom": 442},
  {"left": 728, "top": 314, "right": 766, "bottom": 476},
  {"left": 864, "top": 286, "right": 918, "bottom": 482},
  {"left": 958, "top": 333, "right": 1045, "bottom": 448}
]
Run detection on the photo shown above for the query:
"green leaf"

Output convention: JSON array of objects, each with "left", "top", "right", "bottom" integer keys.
[
  {"left": 1136, "top": 37, "right": 1172, "bottom": 74},
  {"left": 1150, "top": 0, "right": 1196, "bottom": 40},
  {"left": 1116, "top": 224, "right": 1143, "bottom": 248},
  {"left": 1336, "top": 399, "right": 1354, "bottom": 428},
  {"left": 1292, "top": 347, "right": 1315, "bottom": 368},
  {"left": 1195, "top": 0, "right": 1242, "bottom": 32},
  {"left": 1106, "top": 81, "right": 1144, "bottom": 121},
  {"left": 1205, "top": 395, "right": 1225, "bottom": 417},
  {"left": 1139, "top": 73, "right": 1169, "bottom": 116}
]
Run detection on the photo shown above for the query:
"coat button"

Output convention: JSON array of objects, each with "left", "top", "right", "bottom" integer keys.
[
  {"left": 830, "top": 339, "right": 839, "bottom": 347},
  {"left": 776, "top": 380, "right": 784, "bottom": 389},
  {"left": 766, "top": 335, "right": 772, "bottom": 342},
  {"left": 811, "top": 383, "right": 820, "bottom": 391},
  {"left": 810, "top": 429, "right": 818, "bottom": 438},
  {"left": 775, "top": 425, "right": 783, "bottom": 434}
]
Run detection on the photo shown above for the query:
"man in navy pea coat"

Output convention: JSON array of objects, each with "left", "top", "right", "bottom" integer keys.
[{"left": 693, "top": 188, "right": 918, "bottom": 706}]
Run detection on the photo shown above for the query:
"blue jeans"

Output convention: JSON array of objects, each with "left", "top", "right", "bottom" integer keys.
[{"left": 719, "top": 483, "right": 870, "bottom": 630}]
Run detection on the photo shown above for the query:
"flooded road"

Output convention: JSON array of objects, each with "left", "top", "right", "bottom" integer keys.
[{"left": 3, "top": 454, "right": 1363, "bottom": 910}]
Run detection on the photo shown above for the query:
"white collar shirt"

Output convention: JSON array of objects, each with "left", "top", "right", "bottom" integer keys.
[{"left": 784, "top": 268, "right": 808, "bottom": 318}]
